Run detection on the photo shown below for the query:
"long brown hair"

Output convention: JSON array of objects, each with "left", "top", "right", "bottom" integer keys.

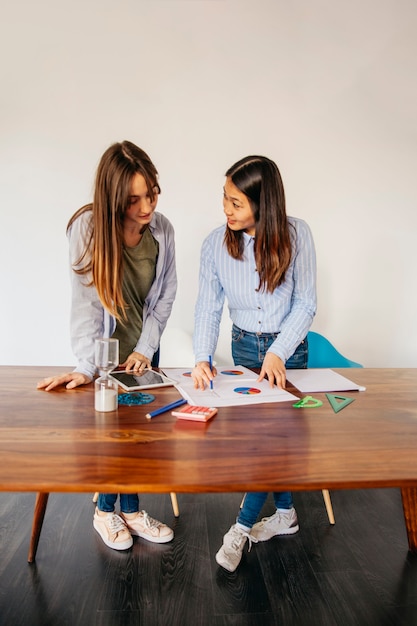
[
  {"left": 67, "top": 141, "right": 160, "bottom": 320},
  {"left": 224, "top": 155, "right": 291, "bottom": 293}
]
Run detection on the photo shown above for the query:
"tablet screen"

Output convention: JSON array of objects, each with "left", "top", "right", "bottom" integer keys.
[{"left": 110, "top": 369, "right": 174, "bottom": 391}]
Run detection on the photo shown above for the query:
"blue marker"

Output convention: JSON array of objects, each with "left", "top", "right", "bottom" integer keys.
[
  {"left": 209, "top": 355, "right": 213, "bottom": 390},
  {"left": 145, "top": 398, "right": 187, "bottom": 419}
]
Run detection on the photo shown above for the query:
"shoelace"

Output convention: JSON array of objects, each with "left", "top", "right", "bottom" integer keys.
[
  {"left": 141, "top": 510, "right": 162, "bottom": 530},
  {"left": 230, "top": 527, "right": 258, "bottom": 553},
  {"left": 106, "top": 513, "right": 127, "bottom": 533}
]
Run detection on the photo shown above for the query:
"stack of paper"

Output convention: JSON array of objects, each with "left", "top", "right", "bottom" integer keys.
[{"left": 162, "top": 366, "right": 365, "bottom": 408}]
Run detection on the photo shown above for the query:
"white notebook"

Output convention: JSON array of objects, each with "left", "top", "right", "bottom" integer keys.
[{"left": 286, "top": 369, "right": 366, "bottom": 393}]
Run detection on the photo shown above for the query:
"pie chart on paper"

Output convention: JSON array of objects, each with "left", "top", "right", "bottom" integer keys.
[{"left": 234, "top": 387, "right": 261, "bottom": 395}]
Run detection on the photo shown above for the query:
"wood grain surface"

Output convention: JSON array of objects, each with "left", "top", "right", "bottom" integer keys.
[{"left": 1, "top": 366, "right": 417, "bottom": 494}]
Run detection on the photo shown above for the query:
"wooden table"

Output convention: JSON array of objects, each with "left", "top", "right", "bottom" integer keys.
[{"left": 1, "top": 366, "right": 417, "bottom": 560}]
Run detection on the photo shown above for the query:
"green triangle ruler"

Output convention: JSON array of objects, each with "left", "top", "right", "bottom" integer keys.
[{"left": 325, "top": 393, "right": 355, "bottom": 414}]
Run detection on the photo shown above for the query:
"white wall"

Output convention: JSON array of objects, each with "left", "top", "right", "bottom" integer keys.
[{"left": 1, "top": 0, "right": 416, "bottom": 368}]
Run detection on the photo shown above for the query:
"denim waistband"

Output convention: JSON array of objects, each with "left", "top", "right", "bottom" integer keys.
[{"left": 232, "top": 324, "right": 280, "bottom": 339}]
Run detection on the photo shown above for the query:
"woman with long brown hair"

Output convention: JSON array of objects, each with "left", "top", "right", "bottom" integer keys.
[
  {"left": 191, "top": 155, "right": 317, "bottom": 572},
  {"left": 38, "top": 140, "right": 177, "bottom": 550}
]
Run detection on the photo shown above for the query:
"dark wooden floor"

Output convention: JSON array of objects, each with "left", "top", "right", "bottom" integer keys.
[{"left": 0, "top": 488, "right": 417, "bottom": 626}]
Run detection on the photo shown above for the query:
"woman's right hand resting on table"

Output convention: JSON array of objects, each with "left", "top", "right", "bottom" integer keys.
[
  {"left": 37, "top": 372, "right": 92, "bottom": 391},
  {"left": 37, "top": 349, "right": 154, "bottom": 391}
]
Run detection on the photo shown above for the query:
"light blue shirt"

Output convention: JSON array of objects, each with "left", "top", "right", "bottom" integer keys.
[
  {"left": 68, "top": 210, "right": 177, "bottom": 379},
  {"left": 193, "top": 217, "right": 317, "bottom": 364}
]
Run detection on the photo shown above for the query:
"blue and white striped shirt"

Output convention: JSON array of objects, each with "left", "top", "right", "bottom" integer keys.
[{"left": 193, "top": 217, "right": 317, "bottom": 363}]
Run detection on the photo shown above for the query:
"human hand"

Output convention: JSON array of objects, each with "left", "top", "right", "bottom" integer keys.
[
  {"left": 121, "top": 351, "right": 151, "bottom": 374},
  {"left": 191, "top": 361, "right": 217, "bottom": 390},
  {"left": 257, "top": 352, "right": 286, "bottom": 389},
  {"left": 37, "top": 372, "right": 92, "bottom": 391}
]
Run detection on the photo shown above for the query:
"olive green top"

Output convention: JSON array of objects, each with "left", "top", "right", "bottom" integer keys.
[{"left": 112, "top": 228, "right": 159, "bottom": 363}]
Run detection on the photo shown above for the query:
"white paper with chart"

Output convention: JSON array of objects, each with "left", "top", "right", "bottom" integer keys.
[{"left": 161, "top": 365, "right": 298, "bottom": 408}]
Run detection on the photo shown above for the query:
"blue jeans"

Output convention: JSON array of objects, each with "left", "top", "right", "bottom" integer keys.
[
  {"left": 231, "top": 325, "right": 308, "bottom": 528},
  {"left": 98, "top": 493, "right": 139, "bottom": 513},
  {"left": 97, "top": 349, "right": 160, "bottom": 514}
]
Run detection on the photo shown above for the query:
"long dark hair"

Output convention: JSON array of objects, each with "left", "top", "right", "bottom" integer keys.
[
  {"left": 67, "top": 140, "right": 160, "bottom": 319},
  {"left": 224, "top": 155, "right": 291, "bottom": 293}
]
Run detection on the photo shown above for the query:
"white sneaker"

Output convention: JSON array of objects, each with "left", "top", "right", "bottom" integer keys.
[
  {"left": 250, "top": 507, "right": 299, "bottom": 542},
  {"left": 93, "top": 508, "right": 133, "bottom": 550},
  {"left": 215, "top": 524, "right": 258, "bottom": 572},
  {"left": 121, "top": 510, "right": 174, "bottom": 544}
]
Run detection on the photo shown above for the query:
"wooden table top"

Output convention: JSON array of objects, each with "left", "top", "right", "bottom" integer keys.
[{"left": 1, "top": 366, "right": 417, "bottom": 494}]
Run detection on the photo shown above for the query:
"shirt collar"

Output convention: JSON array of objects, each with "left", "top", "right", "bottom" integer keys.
[{"left": 242, "top": 231, "right": 255, "bottom": 246}]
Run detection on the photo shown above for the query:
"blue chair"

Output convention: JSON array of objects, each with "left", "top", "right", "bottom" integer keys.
[
  {"left": 307, "top": 331, "right": 363, "bottom": 524},
  {"left": 307, "top": 331, "right": 363, "bottom": 369}
]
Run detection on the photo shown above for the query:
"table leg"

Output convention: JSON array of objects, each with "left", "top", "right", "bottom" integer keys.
[
  {"left": 322, "top": 489, "right": 335, "bottom": 525},
  {"left": 401, "top": 487, "right": 417, "bottom": 552},
  {"left": 28, "top": 492, "right": 49, "bottom": 563},
  {"left": 170, "top": 492, "right": 179, "bottom": 517}
]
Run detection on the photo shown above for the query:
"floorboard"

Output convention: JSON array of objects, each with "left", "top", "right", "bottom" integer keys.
[{"left": 0, "top": 489, "right": 417, "bottom": 625}]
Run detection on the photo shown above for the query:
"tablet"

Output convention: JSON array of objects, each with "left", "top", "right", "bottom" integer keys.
[{"left": 109, "top": 369, "right": 175, "bottom": 391}]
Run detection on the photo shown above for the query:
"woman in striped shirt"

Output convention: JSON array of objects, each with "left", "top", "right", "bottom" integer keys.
[{"left": 191, "top": 155, "right": 317, "bottom": 572}]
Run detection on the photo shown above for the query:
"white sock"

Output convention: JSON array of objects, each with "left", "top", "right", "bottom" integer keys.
[
  {"left": 236, "top": 522, "right": 251, "bottom": 532},
  {"left": 277, "top": 507, "right": 292, "bottom": 514}
]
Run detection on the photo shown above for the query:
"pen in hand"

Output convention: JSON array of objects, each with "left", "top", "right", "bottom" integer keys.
[{"left": 209, "top": 355, "right": 213, "bottom": 390}]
